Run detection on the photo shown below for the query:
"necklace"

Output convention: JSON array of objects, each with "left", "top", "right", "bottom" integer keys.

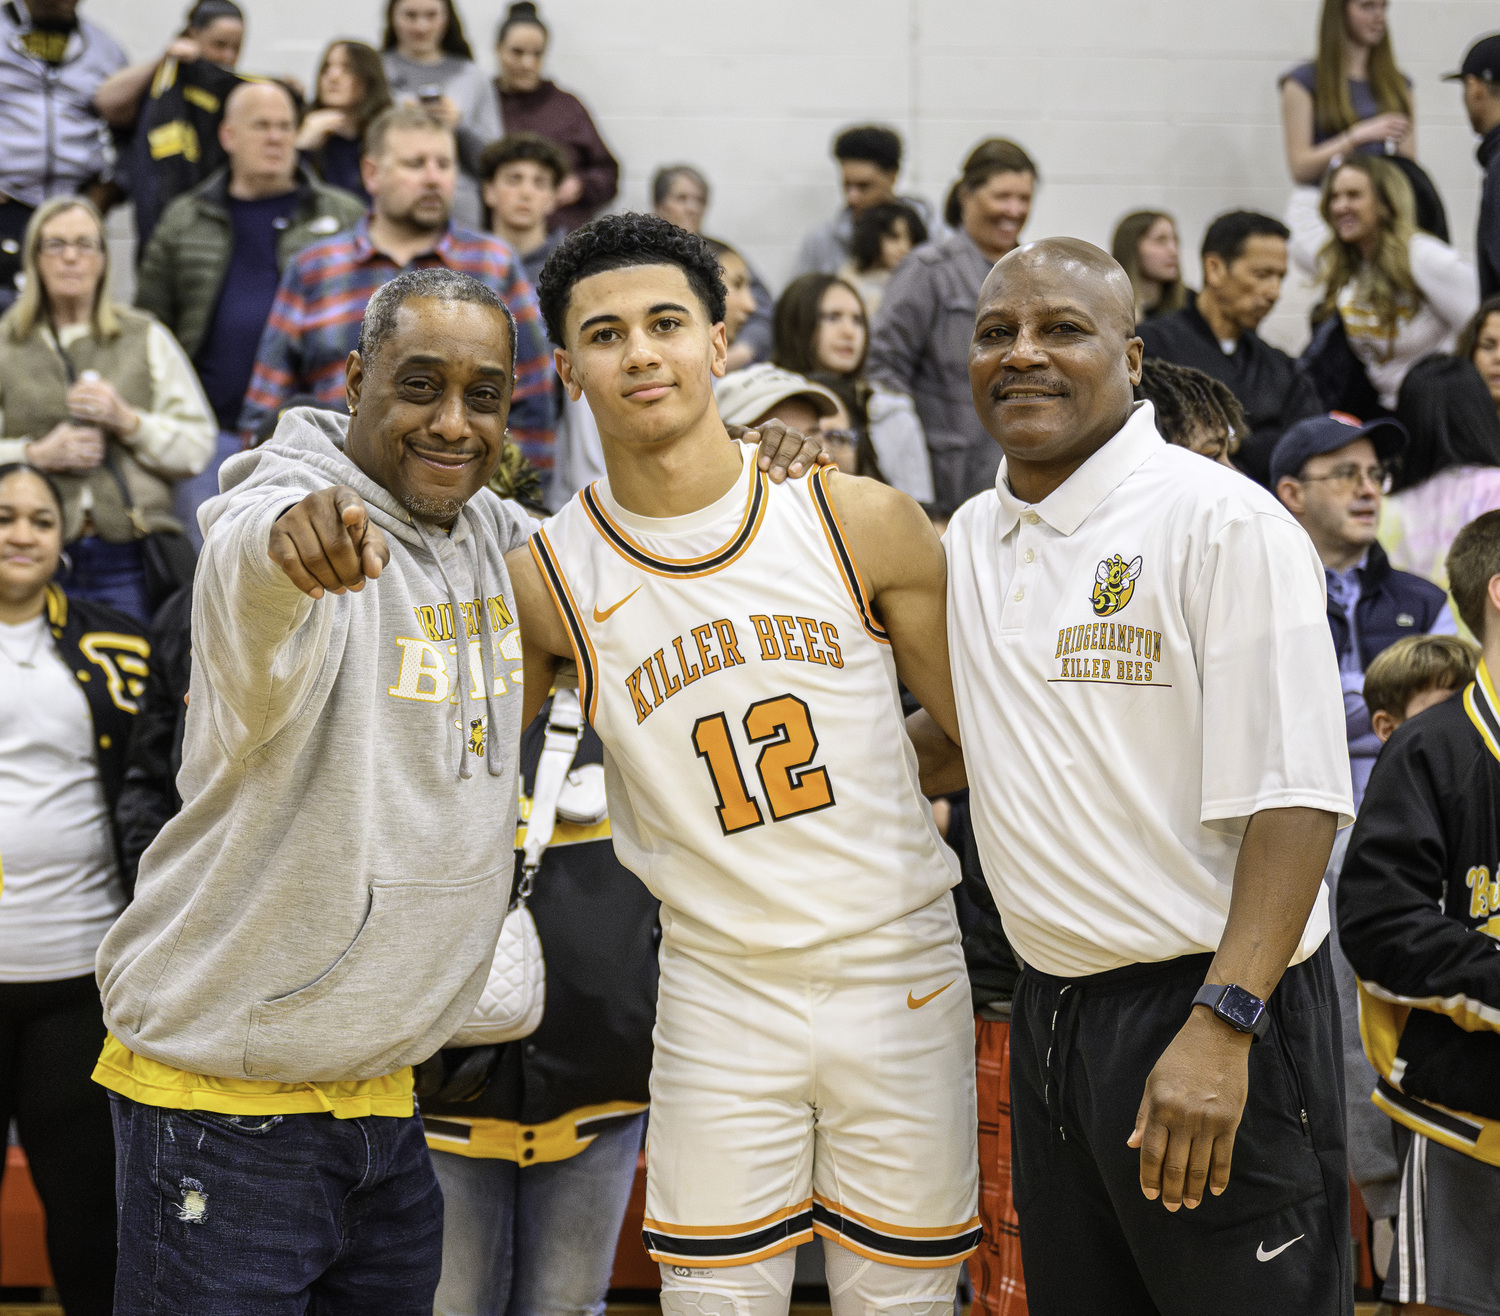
[{"left": 0, "top": 614, "right": 47, "bottom": 669}]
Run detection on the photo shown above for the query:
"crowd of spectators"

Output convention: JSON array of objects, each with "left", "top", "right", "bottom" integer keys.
[{"left": 7, "top": 0, "right": 1500, "bottom": 1311}]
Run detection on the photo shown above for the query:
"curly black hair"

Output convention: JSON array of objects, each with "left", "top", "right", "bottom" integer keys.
[
  {"left": 1134, "top": 358, "right": 1245, "bottom": 455},
  {"left": 535, "top": 212, "right": 726, "bottom": 348}
]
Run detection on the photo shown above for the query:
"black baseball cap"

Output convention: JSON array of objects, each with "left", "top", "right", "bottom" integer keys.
[
  {"left": 1269, "top": 412, "right": 1408, "bottom": 487},
  {"left": 1443, "top": 34, "right": 1500, "bottom": 83}
]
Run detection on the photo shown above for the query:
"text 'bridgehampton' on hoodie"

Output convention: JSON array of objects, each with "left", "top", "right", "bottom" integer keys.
[{"left": 96, "top": 407, "right": 536, "bottom": 1083}]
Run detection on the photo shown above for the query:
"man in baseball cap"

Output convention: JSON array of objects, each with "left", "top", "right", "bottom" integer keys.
[
  {"left": 1446, "top": 34, "right": 1500, "bottom": 297},
  {"left": 1272, "top": 411, "right": 1454, "bottom": 1281},
  {"left": 1271, "top": 410, "right": 1453, "bottom": 804}
]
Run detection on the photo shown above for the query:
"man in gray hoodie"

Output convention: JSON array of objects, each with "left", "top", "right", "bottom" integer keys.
[
  {"left": 94, "top": 267, "right": 535, "bottom": 1312},
  {"left": 92, "top": 262, "right": 826, "bottom": 1312}
]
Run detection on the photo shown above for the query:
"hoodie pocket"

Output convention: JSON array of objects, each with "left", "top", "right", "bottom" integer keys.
[{"left": 243, "top": 870, "right": 505, "bottom": 1083}]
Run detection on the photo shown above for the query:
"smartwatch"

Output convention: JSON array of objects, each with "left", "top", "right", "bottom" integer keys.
[{"left": 1192, "top": 983, "right": 1270, "bottom": 1041}]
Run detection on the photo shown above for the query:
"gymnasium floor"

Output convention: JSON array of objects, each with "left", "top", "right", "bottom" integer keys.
[{"left": 0, "top": 1303, "right": 1401, "bottom": 1315}]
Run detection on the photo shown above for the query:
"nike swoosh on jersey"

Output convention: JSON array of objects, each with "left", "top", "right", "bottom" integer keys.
[
  {"left": 1255, "top": 1235, "right": 1304, "bottom": 1262},
  {"left": 593, "top": 586, "right": 642, "bottom": 623},
  {"left": 907, "top": 981, "right": 955, "bottom": 1010}
]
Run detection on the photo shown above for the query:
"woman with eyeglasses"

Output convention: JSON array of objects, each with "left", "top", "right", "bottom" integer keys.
[
  {"left": 0, "top": 198, "right": 215, "bottom": 624},
  {"left": 1379, "top": 325, "right": 1500, "bottom": 588},
  {"left": 0, "top": 461, "right": 152, "bottom": 1316}
]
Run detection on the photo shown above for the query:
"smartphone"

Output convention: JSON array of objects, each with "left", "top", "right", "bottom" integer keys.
[{"left": 418, "top": 83, "right": 443, "bottom": 104}]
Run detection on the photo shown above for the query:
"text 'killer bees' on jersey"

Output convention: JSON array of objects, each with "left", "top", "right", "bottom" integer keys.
[{"left": 531, "top": 444, "right": 959, "bottom": 957}]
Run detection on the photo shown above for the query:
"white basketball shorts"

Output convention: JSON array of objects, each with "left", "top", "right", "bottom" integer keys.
[{"left": 642, "top": 895, "right": 980, "bottom": 1269}]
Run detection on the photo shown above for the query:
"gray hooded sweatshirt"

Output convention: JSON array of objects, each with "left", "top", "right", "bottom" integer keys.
[{"left": 96, "top": 408, "right": 534, "bottom": 1083}]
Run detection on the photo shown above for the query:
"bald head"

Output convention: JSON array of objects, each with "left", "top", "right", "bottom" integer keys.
[
  {"left": 980, "top": 238, "right": 1138, "bottom": 339},
  {"left": 220, "top": 81, "right": 298, "bottom": 195},
  {"left": 968, "top": 237, "right": 1144, "bottom": 502},
  {"left": 224, "top": 80, "right": 297, "bottom": 124}
]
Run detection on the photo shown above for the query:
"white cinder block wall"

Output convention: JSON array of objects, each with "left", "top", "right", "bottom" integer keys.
[{"left": 94, "top": 0, "right": 1499, "bottom": 352}]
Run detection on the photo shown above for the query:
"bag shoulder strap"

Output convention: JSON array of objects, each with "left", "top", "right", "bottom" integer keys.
[{"left": 516, "top": 688, "right": 584, "bottom": 903}]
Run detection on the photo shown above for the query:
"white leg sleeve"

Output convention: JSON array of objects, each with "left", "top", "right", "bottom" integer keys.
[
  {"left": 822, "top": 1238, "right": 960, "bottom": 1316},
  {"left": 658, "top": 1250, "right": 797, "bottom": 1316}
]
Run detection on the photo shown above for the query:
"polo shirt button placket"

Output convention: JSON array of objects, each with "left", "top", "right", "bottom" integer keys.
[{"left": 1006, "top": 513, "right": 1039, "bottom": 627}]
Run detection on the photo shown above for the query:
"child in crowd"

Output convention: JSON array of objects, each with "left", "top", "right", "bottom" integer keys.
[
  {"left": 1365, "top": 633, "right": 1480, "bottom": 745},
  {"left": 840, "top": 199, "right": 926, "bottom": 318},
  {"left": 480, "top": 131, "right": 570, "bottom": 286},
  {"left": 1338, "top": 511, "right": 1500, "bottom": 1314}
]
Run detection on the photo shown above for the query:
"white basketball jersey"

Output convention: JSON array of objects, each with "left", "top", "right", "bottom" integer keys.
[{"left": 532, "top": 445, "right": 959, "bottom": 956}]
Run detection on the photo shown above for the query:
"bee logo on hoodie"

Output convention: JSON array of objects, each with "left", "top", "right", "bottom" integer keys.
[{"left": 468, "top": 718, "right": 486, "bottom": 756}]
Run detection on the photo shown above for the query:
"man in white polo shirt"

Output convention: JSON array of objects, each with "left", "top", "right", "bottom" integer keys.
[{"left": 913, "top": 239, "right": 1355, "bottom": 1314}]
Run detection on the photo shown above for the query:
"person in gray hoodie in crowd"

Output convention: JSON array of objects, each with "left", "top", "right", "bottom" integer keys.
[{"left": 94, "top": 267, "right": 535, "bottom": 1313}]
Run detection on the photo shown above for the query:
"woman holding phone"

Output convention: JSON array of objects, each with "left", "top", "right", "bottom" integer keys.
[{"left": 381, "top": 0, "right": 501, "bottom": 229}]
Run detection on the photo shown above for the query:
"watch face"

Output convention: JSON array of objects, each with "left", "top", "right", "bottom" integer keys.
[{"left": 1218, "top": 984, "right": 1266, "bottom": 1032}]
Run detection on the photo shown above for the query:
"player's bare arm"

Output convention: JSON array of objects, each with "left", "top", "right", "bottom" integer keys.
[
  {"left": 1128, "top": 804, "right": 1337, "bottom": 1212},
  {"left": 825, "top": 471, "right": 961, "bottom": 748},
  {"left": 269, "top": 485, "right": 390, "bottom": 599},
  {"left": 506, "top": 542, "right": 573, "bottom": 727}
]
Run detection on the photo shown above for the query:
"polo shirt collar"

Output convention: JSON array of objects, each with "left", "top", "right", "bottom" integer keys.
[
  {"left": 348, "top": 216, "right": 458, "bottom": 266},
  {"left": 992, "top": 401, "right": 1165, "bottom": 537}
]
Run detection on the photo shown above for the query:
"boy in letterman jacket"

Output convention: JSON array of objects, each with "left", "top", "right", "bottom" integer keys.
[{"left": 1339, "top": 508, "right": 1500, "bottom": 1312}]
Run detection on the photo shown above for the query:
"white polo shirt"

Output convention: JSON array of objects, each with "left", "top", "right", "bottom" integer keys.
[{"left": 945, "top": 402, "right": 1354, "bottom": 979}]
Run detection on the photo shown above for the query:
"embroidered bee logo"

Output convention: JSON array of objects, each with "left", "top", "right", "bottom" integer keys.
[
  {"left": 468, "top": 718, "right": 486, "bottom": 756},
  {"left": 1092, "top": 554, "right": 1143, "bottom": 617}
]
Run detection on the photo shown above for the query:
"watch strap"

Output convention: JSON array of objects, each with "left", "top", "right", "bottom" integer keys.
[{"left": 1193, "top": 982, "right": 1270, "bottom": 1041}]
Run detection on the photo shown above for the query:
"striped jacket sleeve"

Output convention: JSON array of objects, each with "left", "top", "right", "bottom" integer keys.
[
  {"left": 238, "top": 256, "right": 311, "bottom": 441},
  {"left": 487, "top": 255, "right": 556, "bottom": 473}
]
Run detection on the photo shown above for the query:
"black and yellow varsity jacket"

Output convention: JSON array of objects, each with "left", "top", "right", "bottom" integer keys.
[{"left": 1338, "top": 660, "right": 1500, "bottom": 1166}]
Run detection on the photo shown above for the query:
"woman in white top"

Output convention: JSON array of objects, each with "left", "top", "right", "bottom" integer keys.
[
  {"left": 1291, "top": 155, "right": 1476, "bottom": 411},
  {"left": 0, "top": 462, "right": 150, "bottom": 1315},
  {"left": 381, "top": 0, "right": 501, "bottom": 230},
  {"left": 0, "top": 198, "right": 214, "bottom": 624}
]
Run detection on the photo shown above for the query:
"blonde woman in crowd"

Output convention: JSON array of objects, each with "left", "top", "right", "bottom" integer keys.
[
  {"left": 1290, "top": 155, "right": 1476, "bottom": 411},
  {"left": 0, "top": 198, "right": 214, "bottom": 623}
]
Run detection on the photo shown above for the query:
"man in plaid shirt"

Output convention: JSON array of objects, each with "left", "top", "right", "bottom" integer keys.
[{"left": 240, "top": 105, "right": 556, "bottom": 471}]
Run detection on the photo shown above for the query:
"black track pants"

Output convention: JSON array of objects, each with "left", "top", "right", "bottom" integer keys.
[{"left": 1010, "top": 945, "right": 1353, "bottom": 1316}]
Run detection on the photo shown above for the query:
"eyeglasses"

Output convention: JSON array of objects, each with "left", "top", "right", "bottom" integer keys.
[
  {"left": 38, "top": 237, "right": 103, "bottom": 256},
  {"left": 1297, "top": 463, "right": 1393, "bottom": 494}
]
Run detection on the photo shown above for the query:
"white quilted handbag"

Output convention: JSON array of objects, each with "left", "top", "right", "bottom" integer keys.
[{"left": 447, "top": 690, "right": 586, "bottom": 1047}]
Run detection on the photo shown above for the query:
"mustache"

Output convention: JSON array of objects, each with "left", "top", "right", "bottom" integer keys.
[{"left": 989, "top": 374, "right": 1072, "bottom": 402}]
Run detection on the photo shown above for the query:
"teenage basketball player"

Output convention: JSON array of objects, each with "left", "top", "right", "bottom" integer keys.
[{"left": 506, "top": 214, "right": 979, "bottom": 1316}]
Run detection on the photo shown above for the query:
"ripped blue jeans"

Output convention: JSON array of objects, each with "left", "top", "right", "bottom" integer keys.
[{"left": 109, "top": 1094, "right": 443, "bottom": 1315}]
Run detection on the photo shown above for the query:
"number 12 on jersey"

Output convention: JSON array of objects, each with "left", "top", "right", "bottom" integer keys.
[{"left": 691, "top": 693, "right": 836, "bottom": 835}]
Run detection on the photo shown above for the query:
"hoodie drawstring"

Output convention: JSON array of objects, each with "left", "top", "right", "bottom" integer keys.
[{"left": 415, "top": 511, "right": 503, "bottom": 782}]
